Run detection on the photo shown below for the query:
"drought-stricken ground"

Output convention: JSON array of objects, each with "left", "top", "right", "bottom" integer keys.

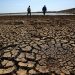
[{"left": 0, "top": 15, "right": 75, "bottom": 75}]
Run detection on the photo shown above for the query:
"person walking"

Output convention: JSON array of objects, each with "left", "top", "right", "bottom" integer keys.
[
  {"left": 27, "top": 6, "right": 31, "bottom": 16},
  {"left": 42, "top": 5, "right": 47, "bottom": 15}
]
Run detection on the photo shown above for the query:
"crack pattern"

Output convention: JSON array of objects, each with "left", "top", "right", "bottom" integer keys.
[{"left": 0, "top": 16, "right": 75, "bottom": 75}]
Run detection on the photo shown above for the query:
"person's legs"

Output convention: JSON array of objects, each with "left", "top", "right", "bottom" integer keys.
[
  {"left": 27, "top": 11, "right": 31, "bottom": 17},
  {"left": 43, "top": 12, "right": 44, "bottom": 15},
  {"left": 30, "top": 12, "right": 31, "bottom": 17},
  {"left": 43, "top": 11, "right": 45, "bottom": 15},
  {"left": 44, "top": 12, "right": 45, "bottom": 15}
]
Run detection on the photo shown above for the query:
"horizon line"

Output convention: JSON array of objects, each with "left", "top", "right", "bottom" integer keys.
[{"left": 0, "top": 7, "right": 74, "bottom": 14}]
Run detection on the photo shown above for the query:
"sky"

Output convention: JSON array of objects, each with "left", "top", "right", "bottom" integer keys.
[{"left": 0, "top": 0, "right": 75, "bottom": 13}]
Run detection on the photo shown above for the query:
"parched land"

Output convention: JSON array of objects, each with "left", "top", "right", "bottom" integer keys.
[{"left": 0, "top": 15, "right": 75, "bottom": 75}]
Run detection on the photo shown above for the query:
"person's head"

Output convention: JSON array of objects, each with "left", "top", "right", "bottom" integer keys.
[{"left": 29, "top": 6, "right": 30, "bottom": 7}]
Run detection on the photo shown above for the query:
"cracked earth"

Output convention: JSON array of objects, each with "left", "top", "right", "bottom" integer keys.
[{"left": 0, "top": 15, "right": 75, "bottom": 75}]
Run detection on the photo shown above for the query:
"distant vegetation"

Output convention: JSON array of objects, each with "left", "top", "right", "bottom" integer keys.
[
  {"left": 57, "top": 8, "right": 75, "bottom": 14},
  {"left": 39, "top": 8, "right": 75, "bottom": 14}
]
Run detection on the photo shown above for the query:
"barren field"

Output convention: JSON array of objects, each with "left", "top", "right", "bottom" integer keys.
[{"left": 0, "top": 15, "right": 75, "bottom": 75}]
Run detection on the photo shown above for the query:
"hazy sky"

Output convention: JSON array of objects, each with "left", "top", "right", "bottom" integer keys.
[{"left": 0, "top": 0, "right": 75, "bottom": 13}]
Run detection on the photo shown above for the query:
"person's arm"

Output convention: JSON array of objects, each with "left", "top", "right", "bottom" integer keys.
[
  {"left": 42, "top": 7, "right": 43, "bottom": 12},
  {"left": 46, "top": 7, "right": 47, "bottom": 12},
  {"left": 30, "top": 8, "right": 31, "bottom": 12},
  {"left": 27, "top": 8, "right": 28, "bottom": 11}
]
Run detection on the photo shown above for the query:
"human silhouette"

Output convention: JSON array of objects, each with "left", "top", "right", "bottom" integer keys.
[
  {"left": 42, "top": 5, "right": 47, "bottom": 15},
  {"left": 27, "top": 6, "right": 31, "bottom": 16}
]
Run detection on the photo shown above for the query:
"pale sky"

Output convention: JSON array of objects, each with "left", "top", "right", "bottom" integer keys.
[{"left": 0, "top": 0, "right": 75, "bottom": 13}]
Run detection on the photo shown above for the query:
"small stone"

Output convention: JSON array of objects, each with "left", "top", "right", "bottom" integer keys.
[
  {"left": 55, "top": 39, "right": 60, "bottom": 42},
  {"left": 22, "top": 46, "right": 32, "bottom": 52},
  {"left": 60, "top": 72, "right": 65, "bottom": 75},
  {"left": 43, "top": 32, "right": 48, "bottom": 36},
  {"left": 52, "top": 73, "right": 55, "bottom": 75},
  {"left": 39, "top": 59, "right": 47, "bottom": 66},
  {"left": 30, "top": 41, "right": 35, "bottom": 46},
  {"left": 20, "top": 44, "right": 27, "bottom": 48},
  {"left": 35, "top": 41, "right": 42, "bottom": 45},
  {"left": 18, "top": 62, "right": 27, "bottom": 67},
  {"left": 3, "top": 52, "right": 11, "bottom": 57},
  {"left": 32, "top": 44, "right": 40, "bottom": 50},
  {"left": 40, "top": 44, "right": 49, "bottom": 50},
  {"left": 62, "top": 44, "right": 68, "bottom": 49},
  {"left": 34, "top": 38, "right": 40, "bottom": 41},
  {"left": 71, "top": 44, "right": 75, "bottom": 47},
  {"left": 42, "top": 37, "right": 47, "bottom": 39},
  {"left": 61, "top": 68, "right": 70, "bottom": 74},
  {"left": 6, "top": 61, "right": 14, "bottom": 67},
  {"left": 29, "top": 69, "right": 36, "bottom": 74},
  {"left": 13, "top": 42, "right": 18, "bottom": 45},
  {"left": 16, "top": 57, "right": 27, "bottom": 62},
  {"left": 42, "top": 54, "right": 46, "bottom": 59},
  {"left": 17, "top": 69, "right": 27, "bottom": 75},
  {"left": 58, "top": 59, "right": 62, "bottom": 62},
  {"left": 26, "top": 53, "right": 35, "bottom": 60},
  {"left": 27, "top": 61, "right": 35, "bottom": 67},
  {"left": 18, "top": 53, "right": 25, "bottom": 58},
  {"left": 70, "top": 41, "right": 74, "bottom": 44},
  {"left": 67, "top": 61, "right": 71, "bottom": 65},
  {"left": 0, "top": 69, "right": 4, "bottom": 74},
  {"left": 66, "top": 66, "right": 70, "bottom": 69},
  {"left": 11, "top": 50, "right": 19, "bottom": 57},
  {"left": 51, "top": 39, "right": 55, "bottom": 44},
  {"left": 70, "top": 63, "right": 74, "bottom": 67},
  {"left": 2, "top": 60, "right": 8, "bottom": 66},
  {"left": 40, "top": 40, "right": 46, "bottom": 44},
  {"left": 55, "top": 43, "right": 61, "bottom": 48},
  {"left": 2, "top": 66, "right": 15, "bottom": 74},
  {"left": 61, "top": 40, "right": 68, "bottom": 43},
  {"left": 36, "top": 54, "right": 42, "bottom": 60},
  {"left": 36, "top": 65, "right": 49, "bottom": 73},
  {"left": 32, "top": 49, "right": 38, "bottom": 53}
]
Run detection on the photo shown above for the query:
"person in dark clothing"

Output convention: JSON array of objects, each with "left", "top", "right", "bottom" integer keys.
[
  {"left": 27, "top": 6, "right": 31, "bottom": 16},
  {"left": 42, "top": 5, "right": 47, "bottom": 15}
]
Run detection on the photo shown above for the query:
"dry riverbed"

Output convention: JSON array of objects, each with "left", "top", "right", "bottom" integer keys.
[{"left": 0, "top": 15, "right": 75, "bottom": 75}]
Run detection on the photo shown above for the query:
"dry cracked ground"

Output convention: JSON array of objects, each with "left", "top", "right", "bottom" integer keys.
[{"left": 0, "top": 15, "right": 75, "bottom": 75}]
